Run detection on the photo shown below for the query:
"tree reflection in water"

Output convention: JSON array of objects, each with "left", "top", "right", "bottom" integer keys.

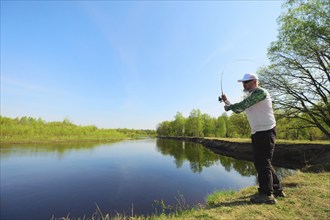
[
  {"left": 156, "top": 139, "right": 293, "bottom": 178},
  {"left": 0, "top": 141, "right": 120, "bottom": 160}
]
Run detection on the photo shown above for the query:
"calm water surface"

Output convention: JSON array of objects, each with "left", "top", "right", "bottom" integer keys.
[{"left": 1, "top": 139, "right": 290, "bottom": 219}]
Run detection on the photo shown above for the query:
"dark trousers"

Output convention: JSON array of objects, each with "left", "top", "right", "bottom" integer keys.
[{"left": 251, "top": 127, "right": 282, "bottom": 196}]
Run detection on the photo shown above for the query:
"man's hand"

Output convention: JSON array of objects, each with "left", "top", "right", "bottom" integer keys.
[
  {"left": 224, "top": 105, "right": 230, "bottom": 112},
  {"left": 221, "top": 94, "right": 227, "bottom": 102}
]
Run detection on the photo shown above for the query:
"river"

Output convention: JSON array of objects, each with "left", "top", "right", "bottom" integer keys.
[{"left": 0, "top": 139, "right": 291, "bottom": 219}]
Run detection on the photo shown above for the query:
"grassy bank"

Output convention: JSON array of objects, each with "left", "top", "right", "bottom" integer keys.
[
  {"left": 183, "top": 171, "right": 330, "bottom": 220},
  {"left": 0, "top": 116, "right": 156, "bottom": 144},
  {"left": 55, "top": 171, "right": 329, "bottom": 220},
  {"left": 203, "top": 137, "right": 330, "bottom": 145}
]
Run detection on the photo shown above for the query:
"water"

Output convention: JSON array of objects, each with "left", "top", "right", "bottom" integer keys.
[{"left": 0, "top": 139, "right": 291, "bottom": 219}]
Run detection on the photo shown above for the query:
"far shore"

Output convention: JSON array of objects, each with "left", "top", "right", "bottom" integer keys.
[
  {"left": 2, "top": 136, "right": 328, "bottom": 145},
  {"left": 0, "top": 137, "right": 153, "bottom": 145}
]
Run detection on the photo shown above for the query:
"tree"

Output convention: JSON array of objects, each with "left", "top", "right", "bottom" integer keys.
[
  {"left": 228, "top": 113, "right": 250, "bottom": 138},
  {"left": 202, "top": 113, "right": 216, "bottom": 137},
  {"left": 215, "top": 113, "right": 228, "bottom": 137},
  {"left": 173, "top": 112, "right": 186, "bottom": 136},
  {"left": 185, "top": 109, "right": 204, "bottom": 137},
  {"left": 276, "top": 111, "right": 325, "bottom": 140},
  {"left": 258, "top": 0, "right": 330, "bottom": 138},
  {"left": 156, "top": 121, "right": 174, "bottom": 136}
]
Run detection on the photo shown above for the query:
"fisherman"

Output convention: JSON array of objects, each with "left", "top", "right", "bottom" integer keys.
[{"left": 221, "top": 73, "right": 285, "bottom": 204}]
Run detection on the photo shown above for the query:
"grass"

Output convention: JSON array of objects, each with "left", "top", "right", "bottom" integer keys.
[
  {"left": 276, "top": 139, "right": 330, "bottom": 145},
  {"left": 204, "top": 137, "right": 330, "bottom": 145},
  {"left": 196, "top": 171, "right": 330, "bottom": 220},
  {"left": 0, "top": 116, "right": 156, "bottom": 144},
  {"left": 53, "top": 171, "right": 330, "bottom": 220}
]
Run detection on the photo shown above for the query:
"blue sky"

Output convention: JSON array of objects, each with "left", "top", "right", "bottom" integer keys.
[{"left": 1, "top": 1, "right": 283, "bottom": 129}]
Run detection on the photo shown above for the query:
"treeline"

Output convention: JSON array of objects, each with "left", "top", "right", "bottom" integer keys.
[
  {"left": 156, "top": 109, "right": 326, "bottom": 141},
  {"left": 0, "top": 116, "right": 156, "bottom": 143}
]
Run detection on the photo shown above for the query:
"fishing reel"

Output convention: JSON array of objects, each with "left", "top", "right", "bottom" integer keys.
[{"left": 218, "top": 96, "right": 223, "bottom": 103}]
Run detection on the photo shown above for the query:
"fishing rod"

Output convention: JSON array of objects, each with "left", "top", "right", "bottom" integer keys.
[
  {"left": 218, "top": 71, "right": 224, "bottom": 103},
  {"left": 217, "top": 59, "right": 262, "bottom": 103}
]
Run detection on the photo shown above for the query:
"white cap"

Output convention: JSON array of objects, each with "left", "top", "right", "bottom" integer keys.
[{"left": 237, "top": 73, "right": 259, "bottom": 82}]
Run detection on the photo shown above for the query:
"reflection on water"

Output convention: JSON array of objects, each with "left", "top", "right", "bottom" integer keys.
[
  {"left": 0, "top": 141, "right": 120, "bottom": 160},
  {"left": 156, "top": 139, "right": 221, "bottom": 173},
  {"left": 1, "top": 139, "right": 292, "bottom": 219},
  {"left": 156, "top": 139, "right": 293, "bottom": 178}
]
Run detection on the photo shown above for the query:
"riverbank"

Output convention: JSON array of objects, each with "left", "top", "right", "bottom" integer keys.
[
  {"left": 0, "top": 137, "right": 143, "bottom": 145},
  {"left": 0, "top": 135, "right": 156, "bottom": 145},
  {"left": 0, "top": 116, "right": 156, "bottom": 145},
  {"left": 157, "top": 171, "right": 330, "bottom": 220},
  {"left": 55, "top": 171, "right": 329, "bottom": 220},
  {"left": 159, "top": 136, "right": 330, "bottom": 171}
]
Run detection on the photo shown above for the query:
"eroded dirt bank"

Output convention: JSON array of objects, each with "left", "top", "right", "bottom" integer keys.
[{"left": 159, "top": 137, "right": 330, "bottom": 171}]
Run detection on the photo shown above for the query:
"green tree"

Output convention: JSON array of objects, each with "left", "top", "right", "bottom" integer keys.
[
  {"left": 156, "top": 121, "right": 173, "bottom": 136},
  {"left": 173, "top": 112, "right": 186, "bottom": 136},
  {"left": 215, "top": 113, "right": 228, "bottom": 137},
  {"left": 185, "top": 109, "right": 204, "bottom": 137},
  {"left": 276, "top": 112, "right": 325, "bottom": 140},
  {"left": 202, "top": 113, "right": 216, "bottom": 137},
  {"left": 259, "top": 0, "right": 330, "bottom": 138},
  {"left": 1, "top": 116, "right": 154, "bottom": 142},
  {"left": 228, "top": 113, "right": 250, "bottom": 138}
]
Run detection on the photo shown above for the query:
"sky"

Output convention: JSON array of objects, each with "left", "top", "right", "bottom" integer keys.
[{"left": 1, "top": 1, "right": 284, "bottom": 130}]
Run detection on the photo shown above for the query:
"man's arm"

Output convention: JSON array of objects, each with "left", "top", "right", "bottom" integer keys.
[{"left": 226, "top": 88, "right": 267, "bottom": 113}]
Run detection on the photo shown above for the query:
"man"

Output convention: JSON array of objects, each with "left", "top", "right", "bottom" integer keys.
[{"left": 221, "top": 73, "right": 285, "bottom": 205}]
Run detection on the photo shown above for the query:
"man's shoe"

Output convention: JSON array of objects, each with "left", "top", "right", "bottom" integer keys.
[
  {"left": 250, "top": 194, "right": 277, "bottom": 204},
  {"left": 274, "top": 191, "right": 286, "bottom": 198}
]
